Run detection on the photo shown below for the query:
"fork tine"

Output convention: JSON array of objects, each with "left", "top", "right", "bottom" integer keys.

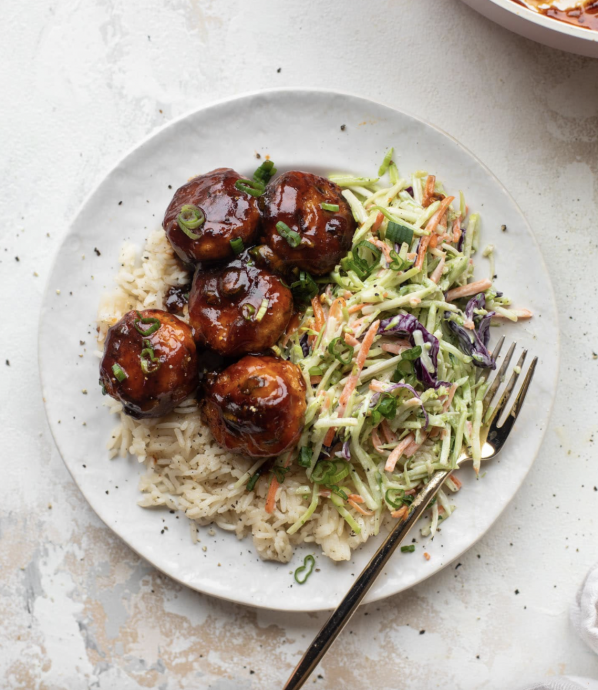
[
  {"left": 489, "top": 356, "right": 538, "bottom": 444},
  {"left": 485, "top": 349, "right": 528, "bottom": 428},
  {"left": 482, "top": 340, "right": 516, "bottom": 417},
  {"left": 477, "top": 335, "right": 505, "bottom": 387}
]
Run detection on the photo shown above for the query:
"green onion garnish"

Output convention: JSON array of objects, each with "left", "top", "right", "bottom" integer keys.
[
  {"left": 177, "top": 204, "right": 205, "bottom": 240},
  {"left": 289, "top": 271, "right": 318, "bottom": 303},
  {"left": 309, "top": 366, "right": 324, "bottom": 376},
  {"left": 328, "top": 337, "right": 354, "bottom": 366},
  {"left": 370, "top": 394, "right": 398, "bottom": 426},
  {"left": 134, "top": 313, "right": 161, "bottom": 336},
  {"left": 230, "top": 238, "right": 244, "bottom": 255},
  {"left": 246, "top": 470, "right": 261, "bottom": 492},
  {"left": 271, "top": 466, "right": 290, "bottom": 484},
  {"left": 255, "top": 299, "right": 269, "bottom": 322},
  {"left": 386, "top": 221, "right": 414, "bottom": 246},
  {"left": 294, "top": 554, "right": 315, "bottom": 585},
  {"left": 112, "top": 363, "right": 127, "bottom": 382},
  {"left": 378, "top": 147, "right": 395, "bottom": 176},
  {"left": 386, "top": 488, "right": 407, "bottom": 509},
  {"left": 275, "top": 221, "right": 301, "bottom": 248},
  {"left": 252, "top": 159, "right": 277, "bottom": 187},
  {"left": 140, "top": 339, "right": 161, "bottom": 375},
  {"left": 326, "top": 484, "right": 348, "bottom": 501},
  {"left": 311, "top": 459, "right": 350, "bottom": 485},
  {"left": 320, "top": 202, "right": 340, "bottom": 212},
  {"left": 401, "top": 545, "right": 416, "bottom": 553},
  {"left": 235, "top": 179, "right": 264, "bottom": 197},
  {"left": 389, "top": 250, "right": 407, "bottom": 271},
  {"left": 298, "top": 446, "right": 312, "bottom": 468},
  {"left": 242, "top": 304, "right": 256, "bottom": 320}
]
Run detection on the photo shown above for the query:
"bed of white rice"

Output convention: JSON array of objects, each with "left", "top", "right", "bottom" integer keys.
[{"left": 97, "top": 230, "right": 387, "bottom": 562}]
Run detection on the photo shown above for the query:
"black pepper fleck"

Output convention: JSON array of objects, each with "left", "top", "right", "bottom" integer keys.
[
  {"left": 94, "top": 247, "right": 101, "bottom": 256},
  {"left": 340, "top": 124, "right": 346, "bottom": 131}
]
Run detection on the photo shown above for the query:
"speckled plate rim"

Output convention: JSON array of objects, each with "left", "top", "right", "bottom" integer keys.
[{"left": 38, "top": 88, "right": 560, "bottom": 612}]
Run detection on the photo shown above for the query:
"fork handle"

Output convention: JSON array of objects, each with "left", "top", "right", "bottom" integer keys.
[{"left": 283, "top": 468, "right": 452, "bottom": 690}]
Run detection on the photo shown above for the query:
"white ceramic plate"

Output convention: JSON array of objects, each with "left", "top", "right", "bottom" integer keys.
[
  {"left": 461, "top": 0, "right": 598, "bottom": 58},
  {"left": 39, "top": 89, "right": 559, "bottom": 612}
]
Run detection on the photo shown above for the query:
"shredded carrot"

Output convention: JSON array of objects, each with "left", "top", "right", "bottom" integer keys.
[
  {"left": 429, "top": 234, "right": 438, "bottom": 249},
  {"left": 328, "top": 297, "right": 345, "bottom": 322},
  {"left": 493, "top": 308, "right": 533, "bottom": 320},
  {"left": 339, "top": 320, "right": 380, "bottom": 407},
  {"left": 323, "top": 421, "right": 339, "bottom": 448},
  {"left": 451, "top": 475, "right": 463, "bottom": 490},
  {"left": 442, "top": 383, "right": 457, "bottom": 412},
  {"left": 310, "top": 376, "right": 323, "bottom": 385},
  {"left": 430, "top": 254, "right": 446, "bottom": 284},
  {"left": 380, "top": 342, "right": 405, "bottom": 355},
  {"left": 381, "top": 420, "right": 397, "bottom": 444},
  {"left": 385, "top": 433, "right": 415, "bottom": 472},
  {"left": 426, "top": 195, "right": 455, "bottom": 235},
  {"left": 370, "top": 237, "right": 393, "bottom": 264},
  {"left": 424, "top": 552, "right": 431, "bottom": 561},
  {"left": 445, "top": 278, "right": 492, "bottom": 302},
  {"left": 404, "top": 433, "right": 427, "bottom": 458},
  {"left": 349, "top": 499, "right": 374, "bottom": 516},
  {"left": 422, "top": 175, "right": 436, "bottom": 208},
  {"left": 372, "top": 211, "right": 384, "bottom": 234},
  {"left": 265, "top": 476, "right": 279, "bottom": 514},
  {"left": 348, "top": 303, "right": 365, "bottom": 314},
  {"left": 371, "top": 428, "right": 386, "bottom": 455},
  {"left": 415, "top": 235, "right": 431, "bottom": 270},
  {"left": 347, "top": 494, "right": 364, "bottom": 503},
  {"left": 344, "top": 333, "right": 359, "bottom": 347},
  {"left": 452, "top": 216, "right": 461, "bottom": 243},
  {"left": 391, "top": 506, "right": 409, "bottom": 520},
  {"left": 311, "top": 296, "right": 325, "bottom": 331}
]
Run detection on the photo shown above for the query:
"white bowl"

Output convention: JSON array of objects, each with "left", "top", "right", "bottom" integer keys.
[{"left": 461, "top": 0, "right": 598, "bottom": 58}]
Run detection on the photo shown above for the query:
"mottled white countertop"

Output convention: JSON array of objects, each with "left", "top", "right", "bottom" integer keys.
[{"left": 2, "top": 1, "right": 598, "bottom": 688}]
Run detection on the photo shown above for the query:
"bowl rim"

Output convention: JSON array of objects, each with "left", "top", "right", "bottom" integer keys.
[{"left": 487, "top": 0, "right": 598, "bottom": 43}]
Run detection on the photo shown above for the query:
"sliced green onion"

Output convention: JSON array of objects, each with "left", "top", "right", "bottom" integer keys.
[
  {"left": 298, "top": 446, "right": 313, "bottom": 468},
  {"left": 320, "top": 202, "right": 340, "bottom": 212},
  {"left": 294, "top": 554, "right": 316, "bottom": 584},
  {"left": 389, "top": 250, "right": 407, "bottom": 271},
  {"left": 386, "top": 221, "right": 414, "bottom": 246},
  {"left": 252, "top": 159, "right": 277, "bottom": 187},
  {"left": 326, "top": 484, "right": 348, "bottom": 501},
  {"left": 385, "top": 488, "right": 406, "bottom": 509},
  {"left": 112, "top": 363, "right": 127, "bottom": 382},
  {"left": 140, "top": 339, "right": 161, "bottom": 375},
  {"left": 356, "top": 240, "right": 382, "bottom": 259},
  {"left": 328, "top": 337, "right": 354, "bottom": 366},
  {"left": 134, "top": 313, "right": 161, "bottom": 336},
  {"left": 235, "top": 179, "right": 264, "bottom": 197},
  {"left": 311, "top": 460, "right": 335, "bottom": 484},
  {"left": 290, "top": 271, "right": 318, "bottom": 303},
  {"left": 326, "top": 460, "right": 350, "bottom": 485},
  {"left": 309, "top": 366, "right": 324, "bottom": 376},
  {"left": 230, "top": 237, "right": 244, "bottom": 255},
  {"left": 242, "top": 304, "right": 256, "bottom": 320},
  {"left": 272, "top": 466, "right": 289, "bottom": 483},
  {"left": 177, "top": 204, "right": 205, "bottom": 240},
  {"left": 255, "top": 298, "right": 269, "bottom": 322},
  {"left": 378, "top": 147, "right": 395, "bottom": 176},
  {"left": 275, "top": 221, "right": 301, "bottom": 248},
  {"left": 401, "top": 545, "right": 416, "bottom": 553},
  {"left": 246, "top": 470, "right": 261, "bottom": 492}
]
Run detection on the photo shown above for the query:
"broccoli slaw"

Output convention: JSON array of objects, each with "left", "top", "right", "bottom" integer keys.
[{"left": 248, "top": 148, "right": 531, "bottom": 542}]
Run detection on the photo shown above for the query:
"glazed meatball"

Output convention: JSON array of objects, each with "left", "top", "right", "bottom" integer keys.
[
  {"left": 260, "top": 171, "right": 356, "bottom": 275},
  {"left": 163, "top": 168, "right": 261, "bottom": 265},
  {"left": 188, "top": 254, "right": 293, "bottom": 357},
  {"left": 100, "top": 309, "right": 198, "bottom": 418},
  {"left": 202, "top": 355, "right": 306, "bottom": 457}
]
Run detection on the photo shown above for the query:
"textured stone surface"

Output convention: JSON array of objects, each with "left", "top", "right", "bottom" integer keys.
[{"left": 1, "top": 0, "right": 598, "bottom": 687}]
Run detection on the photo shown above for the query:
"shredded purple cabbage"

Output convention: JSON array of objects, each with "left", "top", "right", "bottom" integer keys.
[
  {"left": 335, "top": 441, "right": 351, "bottom": 460},
  {"left": 378, "top": 314, "right": 447, "bottom": 389},
  {"left": 443, "top": 298, "right": 496, "bottom": 368},
  {"left": 457, "top": 226, "right": 466, "bottom": 252},
  {"left": 369, "top": 381, "right": 429, "bottom": 428},
  {"left": 300, "top": 333, "right": 310, "bottom": 358},
  {"left": 405, "top": 186, "right": 414, "bottom": 197}
]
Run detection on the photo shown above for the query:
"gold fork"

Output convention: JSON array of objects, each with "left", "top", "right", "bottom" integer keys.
[{"left": 284, "top": 336, "right": 538, "bottom": 690}]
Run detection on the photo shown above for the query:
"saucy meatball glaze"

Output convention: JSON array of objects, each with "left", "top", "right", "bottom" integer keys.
[
  {"left": 260, "top": 170, "right": 356, "bottom": 276},
  {"left": 202, "top": 355, "right": 307, "bottom": 457},
  {"left": 100, "top": 309, "right": 198, "bottom": 418},
  {"left": 188, "top": 253, "right": 293, "bottom": 357},
  {"left": 164, "top": 168, "right": 261, "bottom": 265}
]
